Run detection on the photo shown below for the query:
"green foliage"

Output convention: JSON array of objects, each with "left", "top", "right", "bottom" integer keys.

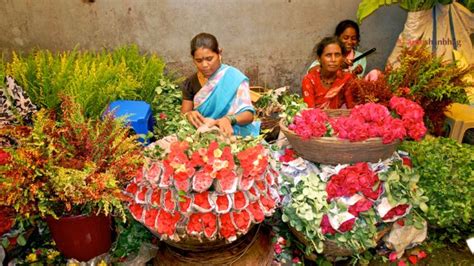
[
  {"left": 4, "top": 45, "right": 175, "bottom": 118},
  {"left": 281, "top": 173, "right": 328, "bottom": 254},
  {"left": 111, "top": 213, "right": 155, "bottom": 260},
  {"left": 152, "top": 78, "right": 184, "bottom": 139},
  {"left": 400, "top": 137, "right": 474, "bottom": 242},
  {"left": 279, "top": 93, "right": 307, "bottom": 125},
  {"left": 357, "top": 0, "right": 454, "bottom": 24}
]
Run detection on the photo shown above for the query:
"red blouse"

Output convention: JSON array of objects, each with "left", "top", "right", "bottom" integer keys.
[{"left": 301, "top": 69, "right": 354, "bottom": 109}]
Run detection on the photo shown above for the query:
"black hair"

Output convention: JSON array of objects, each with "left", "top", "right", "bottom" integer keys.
[
  {"left": 334, "top": 20, "right": 360, "bottom": 42},
  {"left": 316, "top": 36, "right": 346, "bottom": 57},
  {"left": 190, "top": 32, "right": 220, "bottom": 56}
]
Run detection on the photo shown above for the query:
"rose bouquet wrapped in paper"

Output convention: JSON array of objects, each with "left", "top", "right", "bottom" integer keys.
[
  {"left": 124, "top": 131, "right": 281, "bottom": 243},
  {"left": 280, "top": 151, "right": 428, "bottom": 258}
]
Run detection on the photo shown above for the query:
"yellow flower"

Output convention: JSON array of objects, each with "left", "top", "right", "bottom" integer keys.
[
  {"left": 98, "top": 260, "right": 108, "bottom": 266},
  {"left": 47, "top": 250, "right": 60, "bottom": 261},
  {"left": 26, "top": 253, "right": 37, "bottom": 262}
]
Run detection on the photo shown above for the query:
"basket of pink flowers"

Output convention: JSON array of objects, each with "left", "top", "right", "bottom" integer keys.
[{"left": 280, "top": 96, "right": 427, "bottom": 164}]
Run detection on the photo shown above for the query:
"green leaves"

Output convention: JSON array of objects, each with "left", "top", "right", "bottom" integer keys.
[
  {"left": 357, "top": 0, "right": 399, "bottom": 24},
  {"left": 401, "top": 137, "right": 474, "bottom": 242},
  {"left": 4, "top": 45, "right": 174, "bottom": 119}
]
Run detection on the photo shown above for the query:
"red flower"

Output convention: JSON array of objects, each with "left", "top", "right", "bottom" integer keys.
[
  {"left": 383, "top": 204, "right": 410, "bottom": 221},
  {"left": 292, "top": 257, "right": 301, "bottom": 263},
  {"left": 202, "top": 212, "right": 218, "bottom": 238},
  {"left": 231, "top": 210, "right": 251, "bottom": 232},
  {"left": 156, "top": 210, "right": 181, "bottom": 236},
  {"left": 178, "top": 194, "right": 192, "bottom": 214},
  {"left": 219, "top": 213, "right": 237, "bottom": 240},
  {"left": 279, "top": 148, "right": 297, "bottom": 163},
  {"left": 144, "top": 208, "right": 159, "bottom": 228},
  {"left": 289, "top": 109, "right": 329, "bottom": 139},
  {"left": 326, "top": 163, "right": 379, "bottom": 201},
  {"left": 417, "top": 251, "right": 427, "bottom": 259},
  {"left": 348, "top": 197, "right": 373, "bottom": 216},
  {"left": 187, "top": 213, "right": 204, "bottom": 235},
  {"left": 389, "top": 252, "right": 398, "bottom": 262},
  {"left": 247, "top": 201, "right": 265, "bottom": 223},
  {"left": 338, "top": 218, "right": 356, "bottom": 232},
  {"left": 215, "top": 194, "right": 230, "bottom": 213},
  {"left": 163, "top": 190, "right": 176, "bottom": 212},
  {"left": 129, "top": 203, "right": 144, "bottom": 221},
  {"left": 321, "top": 215, "right": 336, "bottom": 235},
  {"left": 260, "top": 194, "right": 276, "bottom": 212},
  {"left": 150, "top": 189, "right": 161, "bottom": 206},
  {"left": 408, "top": 255, "right": 418, "bottom": 265},
  {"left": 194, "top": 191, "right": 212, "bottom": 210},
  {"left": 396, "top": 219, "right": 405, "bottom": 226},
  {"left": 402, "top": 157, "right": 412, "bottom": 168},
  {"left": 233, "top": 191, "right": 248, "bottom": 210},
  {"left": 159, "top": 113, "right": 167, "bottom": 120},
  {"left": 398, "top": 260, "right": 407, "bottom": 266},
  {"left": 274, "top": 243, "right": 283, "bottom": 254}
]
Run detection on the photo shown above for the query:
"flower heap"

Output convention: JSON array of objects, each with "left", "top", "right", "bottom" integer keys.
[
  {"left": 124, "top": 140, "right": 280, "bottom": 242},
  {"left": 280, "top": 150, "right": 427, "bottom": 254},
  {"left": 288, "top": 96, "right": 426, "bottom": 143}
]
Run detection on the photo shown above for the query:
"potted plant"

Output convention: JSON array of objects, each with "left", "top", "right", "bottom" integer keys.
[{"left": 0, "top": 97, "right": 144, "bottom": 261}]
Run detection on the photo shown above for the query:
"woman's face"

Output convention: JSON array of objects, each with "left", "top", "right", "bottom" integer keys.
[
  {"left": 319, "top": 43, "right": 343, "bottom": 73},
  {"left": 193, "top": 47, "right": 221, "bottom": 78},
  {"left": 338, "top": 27, "right": 358, "bottom": 52}
]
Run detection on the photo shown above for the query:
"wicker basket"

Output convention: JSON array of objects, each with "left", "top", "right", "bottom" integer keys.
[
  {"left": 280, "top": 109, "right": 400, "bottom": 164},
  {"left": 157, "top": 224, "right": 273, "bottom": 265},
  {"left": 289, "top": 225, "right": 391, "bottom": 260}
]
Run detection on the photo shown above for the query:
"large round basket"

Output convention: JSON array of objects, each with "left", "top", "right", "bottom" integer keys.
[
  {"left": 288, "top": 225, "right": 390, "bottom": 261},
  {"left": 154, "top": 224, "right": 273, "bottom": 265},
  {"left": 280, "top": 109, "right": 400, "bottom": 164}
]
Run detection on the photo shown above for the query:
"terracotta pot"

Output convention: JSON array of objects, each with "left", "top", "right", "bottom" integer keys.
[{"left": 46, "top": 214, "right": 112, "bottom": 261}]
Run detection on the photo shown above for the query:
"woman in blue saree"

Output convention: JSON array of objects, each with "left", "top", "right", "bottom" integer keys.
[{"left": 181, "top": 33, "right": 259, "bottom": 137}]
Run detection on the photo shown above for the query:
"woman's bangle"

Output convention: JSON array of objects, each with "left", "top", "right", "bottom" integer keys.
[{"left": 227, "top": 115, "right": 237, "bottom": 126}]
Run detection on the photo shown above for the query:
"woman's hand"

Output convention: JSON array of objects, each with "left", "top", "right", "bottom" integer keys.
[
  {"left": 185, "top": 111, "right": 206, "bottom": 128},
  {"left": 215, "top": 117, "right": 234, "bottom": 136},
  {"left": 352, "top": 64, "right": 363, "bottom": 75},
  {"left": 341, "top": 58, "right": 353, "bottom": 70}
]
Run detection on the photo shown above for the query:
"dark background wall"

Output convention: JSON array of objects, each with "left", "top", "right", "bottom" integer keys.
[{"left": 0, "top": 0, "right": 407, "bottom": 91}]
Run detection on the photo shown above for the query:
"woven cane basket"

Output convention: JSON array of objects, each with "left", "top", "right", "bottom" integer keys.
[
  {"left": 288, "top": 225, "right": 391, "bottom": 260},
  {"left": 280, "top": 109, "right": 400, "bottom": 164}
]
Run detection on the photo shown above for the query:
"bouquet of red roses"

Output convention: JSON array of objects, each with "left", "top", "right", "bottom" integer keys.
[
  {"left": 124, "top": 134, "right": 280, "bottom": 242},
  {"left": 280, "top": 150, "right": 427, "bottom": 255}
]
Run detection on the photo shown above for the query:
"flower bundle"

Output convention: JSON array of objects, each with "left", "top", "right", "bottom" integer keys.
[
  {"left": 0, "top": 97, "right": 143, "bottom": 220},
  {"left": 280, "top": 151, "right": 427, "bottom": 254},
  {"left": 288, "top": 96, "right": 426, "bottom": 143},
  {"left": 124, "top": 137, "right": 280, "bottom": 242}
]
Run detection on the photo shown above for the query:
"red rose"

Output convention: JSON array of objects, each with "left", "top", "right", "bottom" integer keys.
[
  {"left": 321, "top": 215, "right": 336, "bottom": 235},
  {"left": 401, "top": 157, "right": 412, "bottom": 168},
  {"left": 338, "top": 218, "right": 356, "bottom": 232}
]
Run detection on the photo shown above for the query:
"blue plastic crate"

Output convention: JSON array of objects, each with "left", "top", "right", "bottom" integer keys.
[{"left": 106, "top": 100, "right": 154, "bottom": 143}]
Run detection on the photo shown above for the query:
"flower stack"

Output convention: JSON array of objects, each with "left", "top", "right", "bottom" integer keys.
[
  {"left": 280, "top": 151, "right": 428, "bottom": 256},
  {"left": 124, "top": 140, "right": 280, "bottom": 242}
]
